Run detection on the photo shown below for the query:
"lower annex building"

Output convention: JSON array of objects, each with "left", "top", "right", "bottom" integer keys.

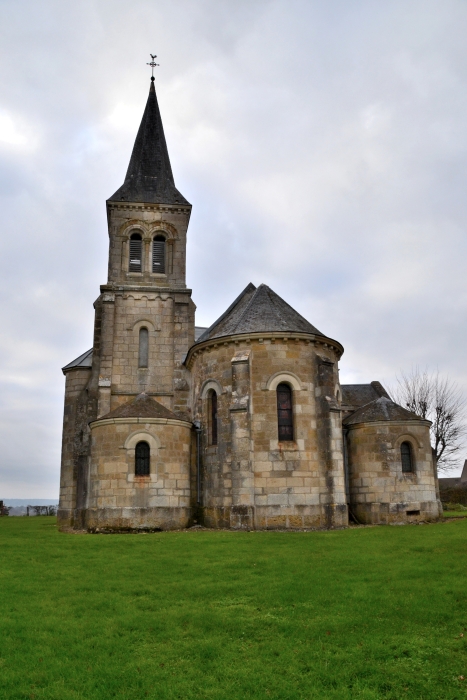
[{"left": 58, "top": 76, "right": 442, "bottom": 531}]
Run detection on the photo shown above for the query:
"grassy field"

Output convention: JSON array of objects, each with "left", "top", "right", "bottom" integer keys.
[{"left": 1, "top": 518, "right": 467, "bottom": 700}]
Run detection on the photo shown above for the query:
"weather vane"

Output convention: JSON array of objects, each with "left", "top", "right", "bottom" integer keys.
[{"left": 147, "top": 54, "right": 159, "bottom": 81}]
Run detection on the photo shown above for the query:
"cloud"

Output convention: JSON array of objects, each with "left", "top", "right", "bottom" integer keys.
[{"left": 0, "top": 0, "right": 467, "bottom": 497}]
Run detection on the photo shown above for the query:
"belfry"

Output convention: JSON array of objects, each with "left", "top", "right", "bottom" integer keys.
[{"left": 58, "top": 72, "right": 442, "bottom": 531}]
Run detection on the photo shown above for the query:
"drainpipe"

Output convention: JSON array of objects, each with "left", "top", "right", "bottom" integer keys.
[{"left": 193, "top": 420, "right": 202, "bottom": 505}]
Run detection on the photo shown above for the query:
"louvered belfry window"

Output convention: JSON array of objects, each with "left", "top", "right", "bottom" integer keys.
[
  {"left": 152, "top": 235, "right": 166, "bottom": 274},
  {"left": 401, "top": 441, "right": 414, "bottom": 473},
  {"left": 277, "top": 383, "right": 294, "bottom": 441},
  {"left": 135, "top": 441, "right": 150, "bottom": 476},
  {"left": 129, "top": 233, "right": 142, "bottom": 272}
]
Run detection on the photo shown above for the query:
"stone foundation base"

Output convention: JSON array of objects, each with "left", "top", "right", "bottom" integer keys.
[
  {"left": 202, "top": 503, "right": 349, "bottom": 530},
  {"left": 58, "top": 507, "right": 191, "bottom": 532},
  {"left": 350, "top": 500, "right": 442, "bottom": 525}
]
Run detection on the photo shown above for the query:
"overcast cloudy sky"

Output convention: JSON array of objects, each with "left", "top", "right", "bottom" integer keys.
[{"left": 0, "top": 0, "right": 466, "bottom": 497}]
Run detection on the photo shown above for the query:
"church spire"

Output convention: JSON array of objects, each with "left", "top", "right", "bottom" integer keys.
[{"left": 108, "top": 74, "right": 189, "bottom": 206}]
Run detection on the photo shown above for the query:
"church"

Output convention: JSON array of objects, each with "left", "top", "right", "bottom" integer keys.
[{"left": 58, "top": 76, "right": 442, "bottom": 532}]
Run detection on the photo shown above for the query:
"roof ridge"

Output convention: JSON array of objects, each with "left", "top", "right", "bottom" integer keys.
[{"left": 228, "top": 284, "right": 264, "bottom": 334}]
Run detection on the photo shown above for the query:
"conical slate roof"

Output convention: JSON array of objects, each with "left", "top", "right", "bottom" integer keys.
[
  {"left": 62, "top": 348, "right": 93, "bottom": 372},
  {"left": 343, "top": 396, "right": 425, "bottom": 426},
  {"left": 196, "top": 283, "right": 325, "bottom": 343},
  {"left": 98, "top": 393, "right": 179, "bottom": 421},
  {"left": 108, "top": 81, "right": 189, "bottom": 206}
]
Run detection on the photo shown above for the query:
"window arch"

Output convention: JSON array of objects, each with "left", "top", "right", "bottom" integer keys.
[
  {"left": 208, "top": 389, "right": 218, "bottom": 446},
  {"left": 401, "top": 441, "right": 414, "bottom": 473},
  {"left": 277, "top": 383, "right": 294, "bottom": 441},
  {"left": 138, "top": 327, "right": 149, "bottom": 368},
  {"left": 152, "top": 235, "right": 166, "bottom": 274},
  {"left": 129, "top": 233, "right": 142, "bottom": 272},
  {"left": 135, "top": 441, "right": 150, "bottom": 476}
]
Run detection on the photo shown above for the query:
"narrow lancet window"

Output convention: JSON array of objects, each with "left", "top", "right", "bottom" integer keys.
[
  {"left": 129, "top": 233, "right": 142, "bottom": 272},
  {"left": 138, "top": 327, "right": 149, "bottom": 368},
  {"left": 135, "top": 441, "right": 150, "bottom": 476},
  {"left": 277, "top": 383, "right": 293, "bottom": 441},
  {"left": 208, "top": 390, "right": 218, "bottom": 446},
  {"left": 152, "top": 236, "right": 166, "bottom": 273},
  {"left": 401, "top": 442, "right": 414, "bottom": 473}
]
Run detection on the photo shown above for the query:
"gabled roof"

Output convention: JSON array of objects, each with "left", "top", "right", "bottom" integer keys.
[
  {"left": 97, "top": 393, "right": 179, "bottom": 421},
  {"left": 62, "top": 348, "right": 93, "bottom": 373},
  {"left": 196, "top": 283, "right": 325, "bottom": 343},
  {"left": 343, "top": 396, "right": 424, "bottom": 426},
  {"left": 108, "top": 80, "right": 189, "bottom": 206}
]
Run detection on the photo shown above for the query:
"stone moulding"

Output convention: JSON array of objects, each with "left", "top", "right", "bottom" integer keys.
[
  {"left": 184, "top": 331, "right": 344, "bottom": 368},
  {"left": 107, "top": 202, "right": 191, "bottom": 215},
  {"left": 345, "top": 419, "right": 432, "bottom": 431},
  {"left": 200, "top": 379, "right": 224, "bottom": 398},
  {"left": 89, "top": 416, "right": 193, "bottom": 429},
  {"left": 265, "top": 371, "right": 304, "bottom": 391}
]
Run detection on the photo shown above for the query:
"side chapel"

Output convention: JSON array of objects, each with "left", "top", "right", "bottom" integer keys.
[{"left": 58, "top": 76, "right": 442, "bottom": 531}]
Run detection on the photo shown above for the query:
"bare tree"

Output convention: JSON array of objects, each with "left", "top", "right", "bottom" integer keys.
[{"left": 392, "top": 368, "right": 467, "bottom": 472}]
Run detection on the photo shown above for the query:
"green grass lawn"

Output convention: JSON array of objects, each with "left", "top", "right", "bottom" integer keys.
[{"left": 1, "top": 518, "right": 467, "bottom": 700}]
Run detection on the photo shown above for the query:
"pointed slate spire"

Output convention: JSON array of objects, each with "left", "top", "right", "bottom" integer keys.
[{"left": 108, "top": 80, "right": 189, "bottom": 205}]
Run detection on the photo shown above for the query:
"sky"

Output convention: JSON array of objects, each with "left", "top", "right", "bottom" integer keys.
[{"left": 0, "top": 0, "right": 466, "bottom": 497}]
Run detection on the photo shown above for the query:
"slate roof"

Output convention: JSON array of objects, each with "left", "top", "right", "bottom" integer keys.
[
  {"left": 196, "top": 283, "right": 325, "bottom": 343},
  {"left": 194, "top": 326, "right": 208, "bottom": 341},
  {"left": 108, "top": 80, "right": 189, "bottom": 206},
  {"left": 343, "top": 396, "right": 424, "bottom": 426},
  {"left": 62, "top": 348, "right": 93, "bottom": 373},
  {"left": 341, "top": 382, "right": 390, "bottom": 410},
  {"left": 97, "top": 393, "right": 180, "bottom": 421}
]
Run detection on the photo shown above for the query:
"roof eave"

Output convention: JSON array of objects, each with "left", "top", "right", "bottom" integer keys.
[{"left": 185, "top": 331, "right": 344, "bottom": 367}]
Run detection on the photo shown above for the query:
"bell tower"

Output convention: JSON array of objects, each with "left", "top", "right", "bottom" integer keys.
[
  {"left": 92, "top": 74, "right": 195, "bottom": 419},
  {"left": 58, "top": 70, "right": 196, "bottom": 531}
]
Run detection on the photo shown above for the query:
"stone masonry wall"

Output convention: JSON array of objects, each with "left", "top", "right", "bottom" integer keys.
[
  {"left": 189, "top": 334, "right": 348, "bottom": 529},
  {"left": 346, "top": 420, "right": 441, "bottom": 524},
  {"left": 58, "top": 367, "right": 92, "bottom": 529},
  {"left": 86, "top": 417, "right": 192, "bottom": 530}
]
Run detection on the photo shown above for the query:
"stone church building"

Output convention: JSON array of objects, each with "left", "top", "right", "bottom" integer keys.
[{"left": 58, "top": 78, "right": 442, "bottom": 532}]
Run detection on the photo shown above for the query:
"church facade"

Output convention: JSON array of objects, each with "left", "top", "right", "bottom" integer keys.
[{"left": 58, "top": 78, "right": 442, "bottom": 532}]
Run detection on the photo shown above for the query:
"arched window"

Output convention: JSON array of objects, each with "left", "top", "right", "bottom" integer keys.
[
  {"left": 208, "top": 390, "right": 218, "bottom": 446},
  {"left": 135, "top": 441, "right": 150, "bottom": 476},
  {"left": 277, "top": 383, "right": 293, "bottom": 441},
  {"left": 401, "top": 442, "right": 414, "bottom": 473},
  {"left": 138, "top": 327, "right": 149, "bottom": 368},
  {"left": 152, "top": 235, "right": 166, "bottom": 274},
  {"left": 129, "top": 233, "right": 142, "bottom": 272}
]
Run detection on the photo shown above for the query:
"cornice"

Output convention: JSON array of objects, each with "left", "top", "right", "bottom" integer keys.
[
  {"left": 344, "top": 418, "right": 432, "bottom": 430},
  {"left": 99, "top": 284, "right": 192, "bottom": 296},
  {"left": 185, "top": 331, "right": 344, "bottom": 368},
  {"left": 89, "top": 416, "right": 192, "bottom": 429},
  {"left": 106, "top": 201, "right": 191, "bottom": 215}
]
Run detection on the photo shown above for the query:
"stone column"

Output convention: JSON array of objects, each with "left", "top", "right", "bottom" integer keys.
[
  {"left": 230, "top": 349, "right": 254, "bottom": 528},
  {"left": 97, "top": 290, "right": 116, "bottom": 417},
  {"left": 315, "top": 357, "right": 348, "bottom": 528}
]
